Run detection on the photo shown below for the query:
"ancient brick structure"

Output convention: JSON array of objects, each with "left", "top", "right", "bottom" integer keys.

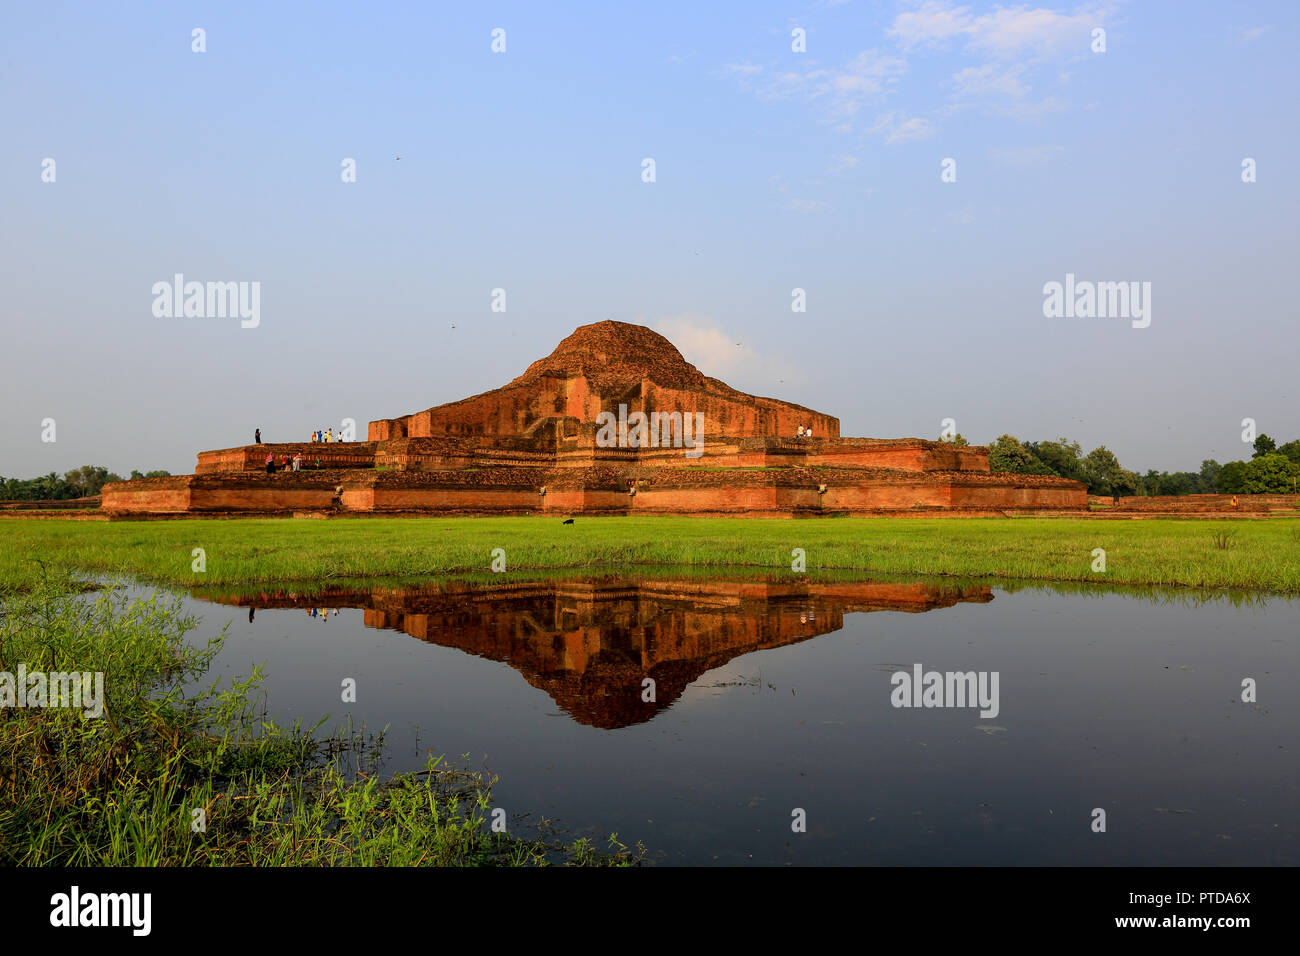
[
  {"left": 102, "top": 320, "right": 1088, "bottom": 516},
  {"left": 369, "top": 321, "right": 840, "bottom": 443},
  {"left": 1093, "top": 494, "right": 1300, "bottom": 515}
]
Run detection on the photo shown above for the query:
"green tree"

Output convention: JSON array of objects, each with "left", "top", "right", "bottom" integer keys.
[
  {"left": 1241, "top": 453, "right": 1299, "bottom": 493},
  {"left": 1081, "top": 445, "right": 1139, "bottom": 496},
  {"left": 1252, "top": 434, "right": 1276, "bottom": 458},
  {"left": 1275, "top": 440, "right": 1300, "bottom": 465},
  {"left": 1217, "top": 460, "right": 1248, "bottom": 494},
  {"left": 1200, "top": 459, "right": 1222, "bottom": 492},
  {"left": 63, "top": 465, "right": 123, "bottom": 497},
  {"left": 989, "top": 435, "right": 1032, "bottom": 473},
  {"left": 1026, "top": 438, "right": 1085, "bottom": 482},
  {"left": 988, "top": 435, "right": 1057, "bottom": 475},
  {"left": 1161, "top": 472, "right": 1196, "bottom": 495}
]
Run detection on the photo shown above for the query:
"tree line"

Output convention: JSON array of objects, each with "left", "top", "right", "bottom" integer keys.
[
  {"left": 982, "top": 434, "right": 1300, "bottom": 497},
  {"left": 0, "top": 465, "right": 170, "bottom": 501}
]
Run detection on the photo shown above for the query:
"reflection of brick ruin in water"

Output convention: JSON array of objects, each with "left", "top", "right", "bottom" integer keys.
[
  {"left": 200, "top": 577, "right": 995, "bottom": 729},
  {"left": 103, "top": 320, "right": 1086, "bottom": 515}
]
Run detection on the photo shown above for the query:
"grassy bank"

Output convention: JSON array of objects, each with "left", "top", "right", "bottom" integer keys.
[
  {"left": 1, "top": 516, "right": 1298, "bottom": 593},
  {"left": 0, "top": 579, "right": 642, "bottom": 865}
]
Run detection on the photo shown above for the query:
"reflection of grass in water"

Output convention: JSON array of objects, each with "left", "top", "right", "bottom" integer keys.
[
  {"left": 700, "top": 671, "right": 778, "bottom": 692},
  {"left": 181, "top": 565, "right": 1000, "bottom": 603},
  {"left": 995, "top": 577, "right": 1278, "bottom": 610},
  {"left": 0, "top": 575, "right": 644, "bottom": 866},
  {"left": 0, "top": 515, "right": 1297, "bottom": 594}
]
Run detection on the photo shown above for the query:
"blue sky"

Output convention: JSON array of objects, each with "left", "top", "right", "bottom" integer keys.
[{"left": 2, "top": 0, "right": 1296, "bottom": 477}]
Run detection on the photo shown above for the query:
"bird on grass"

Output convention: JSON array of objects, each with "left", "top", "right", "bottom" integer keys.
[{"left": 562, "top": 518, "right": 575, "bottom": 524}]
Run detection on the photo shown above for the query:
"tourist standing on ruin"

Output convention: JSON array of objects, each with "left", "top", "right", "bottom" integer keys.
[
  {"left": 255, "top": 428, "right": 261, "bottom": 444},
  {"left": 293, "top": 453, "right": 302, "bottom": 471},
  {"left": 265, "top": 453, "right": 275, "bottom": 474}
]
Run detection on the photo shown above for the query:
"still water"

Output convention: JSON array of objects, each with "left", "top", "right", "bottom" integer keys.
[{"left": 165, "top": 572, "right": 1296, "bottom": 865}]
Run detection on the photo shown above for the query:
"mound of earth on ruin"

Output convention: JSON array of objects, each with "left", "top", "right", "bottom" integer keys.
[{"left": 369, "top": 319, "right": 841, "bottom": 442}]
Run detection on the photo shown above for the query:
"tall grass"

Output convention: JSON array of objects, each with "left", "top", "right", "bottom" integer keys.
[
  {"left": 0, "top": 576, "right": 642, "bottom": 866},
  {"left": 0, "top": 515, "right": 1297, "bottom": 592}
]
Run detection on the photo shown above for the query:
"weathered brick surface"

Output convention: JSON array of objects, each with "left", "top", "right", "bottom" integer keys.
[
  {"left": 103, "top": 321, "right": 1091, "bottom": 516},
  {"left": 104, "top": 473, "right": 343, "bottom": 514},
  {"left": 0, "top": 496, "right": 100, "bottom": 510},
  {"left": 369, "top": 321, "right": 840, "bottom": 441},
  {"left": 196, "top": 443, "right": 376, "bottom": 474},
  {"left": 1107, "top": 493, "right": 1300, "bottom": 513},
  {"left": 104, "top": 462, "right": 1087, "bottom": 516}
]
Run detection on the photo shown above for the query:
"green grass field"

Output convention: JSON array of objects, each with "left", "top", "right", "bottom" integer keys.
[{"left": 2, "top": 515, "right": 1298, "bottom": 592}]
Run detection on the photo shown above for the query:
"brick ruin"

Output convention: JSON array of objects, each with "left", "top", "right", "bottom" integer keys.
[
  {"left": 199, "top": 575, "right": 995, "bottom": 728},
  {"left": 103, "top": 320, "right": 1088, "bottom": 516}
]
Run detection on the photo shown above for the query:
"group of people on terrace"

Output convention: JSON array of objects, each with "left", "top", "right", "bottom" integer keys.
[
  {"left": 253, "top": 427, "right": 338, "bottom": 445},
  {"left": 266, "top": 453, "right": 303, "bottom": 474},
  {"left": 251, "top": 425, "right": 335, "bottom": 473},
  {"left": 796, "top": 424, "right": 815, "bottom": 438}
]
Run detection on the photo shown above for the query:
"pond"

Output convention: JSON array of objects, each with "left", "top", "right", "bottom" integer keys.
[{"left": 164, "top": 572, "right": 1296, "bottom": 865}]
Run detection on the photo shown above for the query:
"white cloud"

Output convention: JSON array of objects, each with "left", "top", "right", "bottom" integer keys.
[
  {"left": 990, "top": 144, "right": 1065, "bottom": 165},
  {"left": 651, "top": 316, "right": 802, "bottom": 385},
  {"left": 890, "top": 1, "right": 1106, "bottom": 61},
  {"left": 825, "top": 154, "right": 861, "bottom": 175},
  {"left": 888, "top": 0, "right": 973, "bottom": 47},
  {"left": 723, "top": 2, "right": 1110, "bottom": 149},
  {"left": 988, "top": 95, "right": 1068, "bottom": 119},
  {"left": 786, "top": 198, "right": 830, "bottom": 213},
  {"left": 738, "top": 49, "right": 908, "bottom": 124},
  {"left": 871, "top": 111, "right": 936, "bottom": 144},
  {"left": 951, "top": 63, "right": 1029, "bottom": 98},
  {"left": 1237, "top": 25, "right": 1270, "bottom": 44}
]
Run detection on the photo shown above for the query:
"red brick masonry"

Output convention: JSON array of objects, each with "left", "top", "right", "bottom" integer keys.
[{"left": 103, "top": 321, "right": 1088, "bottom": 516}]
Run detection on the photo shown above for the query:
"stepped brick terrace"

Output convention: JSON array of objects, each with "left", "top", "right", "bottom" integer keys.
[{"left": 103, "top": 320, "right": 1088, "bottom": 516}]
